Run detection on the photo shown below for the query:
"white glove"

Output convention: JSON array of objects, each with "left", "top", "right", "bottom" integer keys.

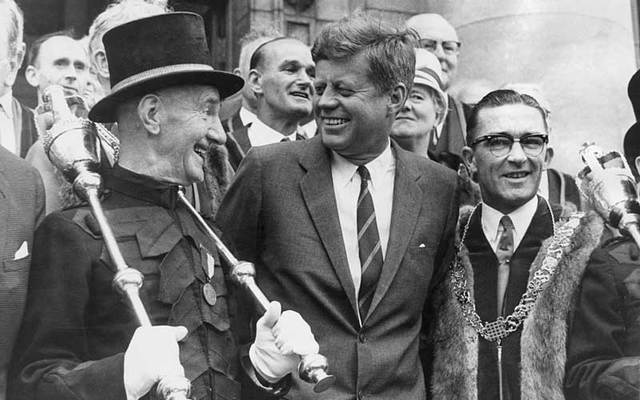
[
  {"left": 249, "top": 301, "right": 319, "bottom": 383},
  {"left": 123, "top": 325, "right": 188, "bottom": 400}
]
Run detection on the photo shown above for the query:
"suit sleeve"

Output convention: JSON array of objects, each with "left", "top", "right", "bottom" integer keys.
[
  {"left": 8, "top": 213, "right": 127, "bottom": 400},
  {"left": 421, "top": 172, "right": 459, "bottom": 399},
  {"left": 215, "top": 152, "right": 291, "bottom": 399},
  {"left": 564, "top": 247, "right": 640, "bottom": 400}
]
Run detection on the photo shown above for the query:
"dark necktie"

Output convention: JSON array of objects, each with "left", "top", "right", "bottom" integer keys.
[
  {"left": 356, "top": 166, "right": 384, "bottom": 320},
  {"left": 496, "top": 215, "right": 514, "bottom": 316},
  {"left": 280, "top": 137, "right": 290, "bottom": 143},
  {"left": 280, "top": 132, "right": 307, "bottom": 142}
]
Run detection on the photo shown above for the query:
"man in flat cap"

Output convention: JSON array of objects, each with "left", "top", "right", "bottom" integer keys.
[{"left": 9, "top": 12, "right": 317, "bottom": 400}]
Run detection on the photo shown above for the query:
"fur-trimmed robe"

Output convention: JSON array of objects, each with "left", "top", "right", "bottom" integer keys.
[{"left": 430, "top": 205, "right": 604, "bottom": 400}]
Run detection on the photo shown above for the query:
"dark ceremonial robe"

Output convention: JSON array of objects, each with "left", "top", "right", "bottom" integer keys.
[
  {"left": 430, "top": 200, "right": 604, "bottom": 400},
  {"left": 565, "top": 235, "right": 640, "bottom": 399},
  {"left": 0, "top": 146, "right": 44, "bottom": 400},
  {"left": 217, "top": 136, "right": 459, "bottom": 400},
  {"left": 9, "top": 165, "right": 241, "bottom": 400}
]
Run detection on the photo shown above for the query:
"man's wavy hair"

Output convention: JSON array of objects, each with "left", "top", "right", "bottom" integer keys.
[
  {"left": 311, "top": 12, "right": 417, "bottom": 94},
  {"left": 466, "top": 89, "right": 550, "bottom": 145}
]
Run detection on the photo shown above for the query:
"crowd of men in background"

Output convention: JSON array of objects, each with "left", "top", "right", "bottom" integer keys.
[{"left": 0, "top": 0, "right": 639, "bottom": 399}]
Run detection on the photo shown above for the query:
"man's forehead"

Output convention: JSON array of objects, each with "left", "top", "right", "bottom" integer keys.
[
  {"left": 315, "top": 54, "right": 368, "bottom": 82},
  {"left": 39, "top": 36, "right": 85, "bottom": 60},
  {"left": 476, "top": 104, "right": 546, "bottom": 134},
  {"left": 407, "top": 14, "right": 458, "bottom": 42},
  {"left": 265, "top": 39, "right": 311, "bottom": 64}
]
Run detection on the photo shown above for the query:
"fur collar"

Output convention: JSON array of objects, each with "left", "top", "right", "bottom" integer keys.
[{"left": 430, "top": 205, "right": 604, "bottom": 399}]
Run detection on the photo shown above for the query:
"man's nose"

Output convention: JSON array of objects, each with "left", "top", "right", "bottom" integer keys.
[
  {"left": 316, "top": 89, "right": 337, "bottom": 110},
  {"left": 507, "top": 141, "right": 528, "bottom": 163},
  {"left": 207, "top": 118, "right": 226, "bottom": 145}
]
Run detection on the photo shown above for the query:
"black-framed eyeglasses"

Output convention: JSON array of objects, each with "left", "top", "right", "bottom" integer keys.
[
  {"left": 418, "top": 39, "right": 461, "bottom": 55},
  {"left": 471, "top": 133, "right": 548, "bottom": 157}
]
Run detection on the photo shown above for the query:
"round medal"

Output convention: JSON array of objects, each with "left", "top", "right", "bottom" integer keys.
[{"left": 202, "top": 282, "right": 217, "bottom": 306}]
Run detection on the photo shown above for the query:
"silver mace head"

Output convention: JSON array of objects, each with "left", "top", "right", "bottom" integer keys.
[
  {"left": 41, "top": 85, "right": 102, "bottom": 200},
  {"left": 578, "top": 143, "right": 640, "bottom": 233}
]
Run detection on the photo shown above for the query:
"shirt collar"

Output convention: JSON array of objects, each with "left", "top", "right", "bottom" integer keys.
[
  {"left": 330, "top": 141, "right": 394, "bottom": 188},
  {"left": 481, "top": 195, "right": 538, "bottom": 243},
  {"left": 239, "top": 106, "right": 257, "bottom": 126},
  {"left": 0, "top": 90, "right": 13, "bottom": 119},
  {"left": 248, "top": 117, "right": 296, "bottom": 147},
  {"left": 104, "top": 164, "right": 181, "bottom": 209}
]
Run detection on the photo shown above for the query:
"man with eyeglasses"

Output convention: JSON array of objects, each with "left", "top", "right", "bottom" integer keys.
[
  {"left": 406, "top": 13, "right": 468, "bottom": 167},
  {"left": 428, "top": 89, "right": 603, "bottom": 399}
]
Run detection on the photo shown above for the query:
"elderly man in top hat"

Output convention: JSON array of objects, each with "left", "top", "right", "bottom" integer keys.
[
  {"left": 9, "top": 12, "right": 317, "bottom": 400},
  {"left": 563, "top": 70, "right": 640, "bottom": 400}
]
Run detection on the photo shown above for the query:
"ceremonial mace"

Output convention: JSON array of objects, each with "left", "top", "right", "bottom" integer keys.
[
  {"left": 176, "top": 191, "right": 336, "bottom": 393},
  {"left": 579, "top": 143, "right": 640, "bottom": 248},
  {"left": 41, "top": 85, "right": 191, "bottom": 400}
]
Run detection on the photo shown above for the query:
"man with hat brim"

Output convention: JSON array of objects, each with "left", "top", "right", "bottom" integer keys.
[
  {"left": 563, "top": 70, "right": 640, "bottom": 399},
  {"left": 9, "top": 12, "right": 318, "bottom": 400}
]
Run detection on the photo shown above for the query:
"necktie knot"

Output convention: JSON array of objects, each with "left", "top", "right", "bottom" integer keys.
[
  {"left": 280, "top": 136, "right": 290, "bottom": 143},
  {"left": 357, "top": 165, "right": 371, "bottom": 182},
  {"left": 497, "top": 215, "right": 514, "bottom": 253}
]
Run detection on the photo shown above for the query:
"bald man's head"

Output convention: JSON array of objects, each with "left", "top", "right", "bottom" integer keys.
[{"left": 406, "top": 13, "right": 460, "bottom": 89}]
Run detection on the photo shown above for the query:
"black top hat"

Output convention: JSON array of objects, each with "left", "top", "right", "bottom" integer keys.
[{"left": 89, "top": 12, "right": 243, "bottom": 123}]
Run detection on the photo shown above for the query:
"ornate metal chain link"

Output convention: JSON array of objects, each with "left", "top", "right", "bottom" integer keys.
[{"left": 450, "top": 206, "right": 583, "bottom": 343}]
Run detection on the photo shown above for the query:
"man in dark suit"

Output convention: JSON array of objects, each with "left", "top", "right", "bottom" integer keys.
[
  {"left": 0, "top": 146, "right": 44, "bottom": 400},
  {"left": 431, "top": 90, "right": 601, "bottom": 399},
  {"left": 224, "top": 36, "right": 314, "bottom": 169},
  {"left": 217, "top": 14, "right": 458, "bottom": 400},
  {"left": 0, "top": 0, "right": 37, "bottom": 158}
]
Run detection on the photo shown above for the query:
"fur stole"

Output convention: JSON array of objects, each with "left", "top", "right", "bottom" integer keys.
[{"left": 430, "top": 205, "right": 604, "bottom": 399}]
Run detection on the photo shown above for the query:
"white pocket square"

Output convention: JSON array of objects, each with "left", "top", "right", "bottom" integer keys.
[
  {"left": 13, "top": 241, "right": 29, "bottom": 260},
  {"left": 419, "top": 243, "right": 426, "bottom": 248}
]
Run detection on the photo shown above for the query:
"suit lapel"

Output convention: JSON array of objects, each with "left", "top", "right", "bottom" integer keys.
[
  {"left": 365, "top": 145, "right": 423, "bottom": 320},
  {"left": 0, "top": 170, "right": 9, "bottom": 263},
  {"left": 299, "top": 138, "right": 359, "bottom": 316},
  {"left": 230, "top": 126, "right": 251, "bottom": 154}
]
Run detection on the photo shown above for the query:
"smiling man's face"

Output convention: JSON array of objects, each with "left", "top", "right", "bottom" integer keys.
[
  {"left": 255, "top": 38, "right": 314, "bottom": 122},
  {"left": 463, "top": 103, "right": 550, "bottom": 214}
]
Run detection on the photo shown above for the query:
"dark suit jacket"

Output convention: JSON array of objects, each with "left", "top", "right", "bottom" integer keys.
[
  {"left": 216, "top": 136, "right": 459, "bottom": 400},
  {"left": 0, "top": 146, "right": 44, "bottom": 399},
  {"left": 222, "top": 110, "right": 250, "bottom": 170},
  {"left": 8, "top": 97, "right": 38, "bottom": 158},
  {"left": 547, "top": 168, "right": 582, "bottom": 211},
  {"left": 428, "top": 94, "right": 466, "bottom": 162}
]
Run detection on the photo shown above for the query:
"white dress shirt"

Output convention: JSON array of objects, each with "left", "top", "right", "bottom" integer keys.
[
  {"left": 239, "top": 106, "right": 258, "bottom": 127},
  {"left": 331, "top": 143, "right": 395, "bottom": 295},
  {"left": 247, "top": 117, "right": 300, "bottom": 147},
  {"left": 0, "top": 91, "right": 17, "bottom": 155},
  {"left": 481, "top": 196, "right": 539, "bottom": 254}
]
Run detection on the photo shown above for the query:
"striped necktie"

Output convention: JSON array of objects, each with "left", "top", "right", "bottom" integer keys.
[
  {"left": 496, "top": 215, "right": 514, "bottom": 316},
  {"left": 356, "top": 165, "right": 383, "bottom": 320}
]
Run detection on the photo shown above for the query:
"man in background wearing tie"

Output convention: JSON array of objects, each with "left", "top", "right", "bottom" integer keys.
[
  {"left": 430, "top": 89, "right": 603, "bottom": 399},
  {"left": 0, "top": 0, "right": 37, "bottom": 158},
  {"left": 217, "top": 13, "right": 458, "bottom": 400},
  {"left": 228, "top": 36, "right": 314, "bottom": 158}
]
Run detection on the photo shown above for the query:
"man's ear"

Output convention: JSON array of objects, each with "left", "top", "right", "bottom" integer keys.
[
  {"left": 635, "top": 156, "right": 640, "bottom": 179},
  {"left": 232, "top": 67, "right": 241, "bottom": 76},
  {"left": 91, "top": 49, "right": 110, "bottom": 79},
  {"left": 544, "top": 146, "right": 554, "bottom": 167},
  {"left": 137, "top": 93, "right": 162, "bottom": 135},
  {"left": 387, "top": 82, "right": 408, "bottom": 115},
  {"left": 462, "top": 145, "right": 477, "bottom": 175},
  {"left": 4, "top": 43, "right": 25, "bottom": 87},
  {"left": 247, "top": 69, "right": 263, "bottom": 96},
  {"left": 24, "top": 64, "right": 39, "bottom": 88}
]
